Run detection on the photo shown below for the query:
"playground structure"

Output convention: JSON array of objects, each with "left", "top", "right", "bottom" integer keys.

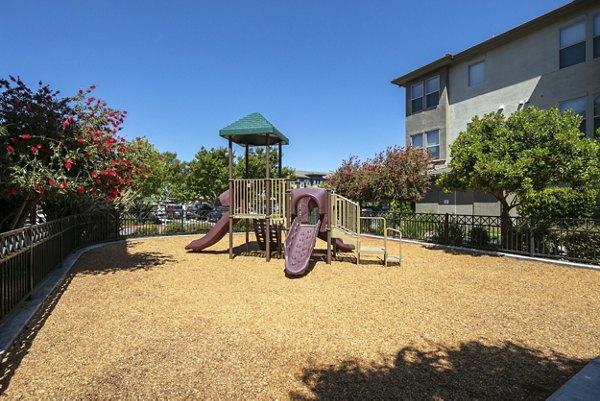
[{"left": 185, "top": 112, "right": 401, "bottom": 276}]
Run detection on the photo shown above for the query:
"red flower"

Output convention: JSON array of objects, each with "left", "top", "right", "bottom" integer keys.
[
  {"left": 62, "top": 120, "right": 69, "bottom": 128},
  {"left": 36, "top": 144, "right": 42, "bottom": 148},
  {"left": 77, "top": 137, "right": 85, "bottom": 143},
  {"left": 49, "top": 179, "right": 55, "bottom": 185},
  {"left": 77, "top": 186, "right": 85, "bottom": 194},
  {"left": 20, "top": 133, "right": 31, "bottom": 139},
  {"left": 65, "top": 160, "right": 72, "bottom": 170},
  {"left": 6, "top": 146, "right": 14, "bottom": 153},
  {"left": 31, "top": 146, "right": 38, "bottom": 153}
]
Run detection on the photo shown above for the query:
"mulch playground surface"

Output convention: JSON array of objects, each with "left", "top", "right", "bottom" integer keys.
[{"left": 1, "top": 235, "right": 599, "bottom": 400}]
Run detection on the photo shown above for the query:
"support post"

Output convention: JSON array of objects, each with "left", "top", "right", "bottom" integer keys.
[
  {"left": 265, "top": 136, "right": 271, "bottom": 262},
  {"left": 245, "top": 146, "right": 249, "bottom": 251},
  {"left": 228, "top": 138, "right": 234, "bottom": 259}
]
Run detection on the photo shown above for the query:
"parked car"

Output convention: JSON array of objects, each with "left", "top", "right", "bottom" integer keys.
[
  {"left": 207, "top": 206, "right": 228, "bottom": 222},
  {"left": 188, "top": 204, "right": 212, "bottom": 220}
]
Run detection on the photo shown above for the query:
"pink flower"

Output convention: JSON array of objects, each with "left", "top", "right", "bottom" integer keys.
[
  {"left": 77, "top": 186, "right": 85, "bottom": 194},
  {"left": 65, "top": 160, "right": 73, "bottom": 170},
  {"left": 77, "top": 137, "right": 85, "bottom": 143},
  {"left": 31, "top": 146, "right": 38, "bottom": 153},
  {"left": 20, "top": 133, "right": 31, "bottom": 139},
  {"left": 49, "top": 179, "right": 55, "bottom": 185},
  {"left": 6, "top": 146, "right": 14, "bottom": 153}
]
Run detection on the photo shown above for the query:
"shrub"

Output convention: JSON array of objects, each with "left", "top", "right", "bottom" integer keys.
[
  {"left": 563, "top": 231, "right": 600, "bottom": 262},
  {"left": 470, "top": 226, "right": 489, "bottom": 246}
]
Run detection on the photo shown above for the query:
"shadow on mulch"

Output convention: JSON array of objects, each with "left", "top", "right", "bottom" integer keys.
[
  {"left": 290, "top": 341, "right": 587, "bottom": 401},
  {"left": 74, "top": 242, "right": 177, "bottom": 275},
  {"left": 0, "top": 273, "right": 73, "bottom": 395},
  {"left": 0, "top": 241, "right": 177, "bottom": 394},
  {"left": 421, "top": 245, "right": 503, "bottom": 259}
]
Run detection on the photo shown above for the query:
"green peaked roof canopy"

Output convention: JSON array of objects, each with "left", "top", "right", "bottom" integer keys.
[{"left": 219, "top": 112, "right": 289, "bottom": 146}]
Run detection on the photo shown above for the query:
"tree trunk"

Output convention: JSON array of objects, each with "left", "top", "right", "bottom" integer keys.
[{"left": 498, "top": 193, "right": 513, "bottom": 250}]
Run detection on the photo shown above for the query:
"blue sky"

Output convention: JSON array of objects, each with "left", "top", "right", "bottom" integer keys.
[{"left": 2, "top": 0, "right": 568, "bottom": 172}]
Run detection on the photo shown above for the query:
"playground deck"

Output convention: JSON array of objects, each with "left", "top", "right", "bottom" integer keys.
[{"left": 2, "top": 235, "right": 599, "bottom": 399}]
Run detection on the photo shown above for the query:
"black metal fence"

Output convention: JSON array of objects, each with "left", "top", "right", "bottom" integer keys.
[
  {"left": 360, "top": 212, "right": 600, "bottom": 265},
  {"left": 2, "top": 211, "right": 599, "bottom": 324},
  {"left": 0, "top": 214, "right": 118, "bottom": 322}
]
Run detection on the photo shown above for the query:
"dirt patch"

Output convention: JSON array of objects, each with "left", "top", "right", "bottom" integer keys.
[{"left": 1, "top": 235, "right": 599, "bottom": 400}]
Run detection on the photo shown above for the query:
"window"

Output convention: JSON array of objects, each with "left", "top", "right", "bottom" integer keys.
[
  {"left": 410, "top": 130, "right": 440, "bottom": 160},
  {"left": 425, "top": 76, "right": 440, "bottom": 108},
  {"left": 411, "top": 82, "right": 423, "bottom": 113},
  {"left": 594, "top": 95, "right": 599, "bottom": 137},
  {"left": 410, "top": 133, "right": 423, "bottom": 148},
  {"left": 426, "top": 130, "right": 440, "bottom": 159},
  {"left": 409, "top": 75, "right": 440, "bottom": 114},
  {"left": 468, "top": 60, "right": 485, "bottom": 86},
  {"left": 560, "top": 20, "right": 585, "bottom": 68},
  {"left": 560, "top": 97, "right": 587, "bottom": 134},
  {"left": 594, "top": 14, "right": 600, "bottom": 59}
]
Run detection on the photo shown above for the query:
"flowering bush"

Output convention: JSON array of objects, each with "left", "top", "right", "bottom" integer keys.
[
  {"left": 327, "top": 146, "right": 430, "bottom": 207},
  {"left": 0, "top": 76, "right": 151, "bottom": 230}
]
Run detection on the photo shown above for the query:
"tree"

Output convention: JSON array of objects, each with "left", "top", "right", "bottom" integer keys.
[
  {"left": 233, "top": 147, "right": 295, "bottom": 179},
  {"left": 0, "top": 76, "right": 150, "bottom": 230},
  {"left": 437, "top": 106, "right": 600, "bottom": 225},
  {"left": 187, "top": 147, "right": 229, "bottom": 206},
  {"left": 327, "top": 146, "right": 430, "bottom": 207}
]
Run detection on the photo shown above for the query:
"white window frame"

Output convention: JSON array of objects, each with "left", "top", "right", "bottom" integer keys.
[
  {"left": 425, "top": 130, "right": 440, "bottom": 160},
  {"left": 410, "top": 133, "right": 424, "bottom": 148},
  {"left": 410, "top": 130, "right": 441, "bottom": 160}
]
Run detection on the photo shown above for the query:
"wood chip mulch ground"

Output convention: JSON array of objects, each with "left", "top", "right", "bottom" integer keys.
[{"left": 1, "top": 234, "right": 599, "bottom": 400}]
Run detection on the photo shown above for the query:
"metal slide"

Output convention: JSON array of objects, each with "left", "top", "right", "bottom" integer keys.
[{"left": 284, "top": 217, "right": 321, "bottom": 276}]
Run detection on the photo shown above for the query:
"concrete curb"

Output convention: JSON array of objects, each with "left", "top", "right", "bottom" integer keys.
[{"left": 546, "top": 357, "right": 600, "bottom": 401}]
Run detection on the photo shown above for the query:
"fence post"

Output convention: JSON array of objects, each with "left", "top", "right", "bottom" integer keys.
[
  {"left": 444, "top": 213, "right": 450, "bottom": 244},
  {"left": 181, "top": 212, "right": 184, "bottom": 233},
  {"left": 28, "top": 226, "right": 34, "bottom": 299},
  {"left": 59, "top": 218, "right": 64, "bottom": 268},
  {"left": 530, "top": 225, "right": 535, "bottom": 257}
]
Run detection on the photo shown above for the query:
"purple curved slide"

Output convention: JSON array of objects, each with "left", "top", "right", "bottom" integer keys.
[
  {"left": 284, "top": 218, "right": 320, "bottom": 276},
  {"left": 185, "top": 213, "right": 237, "bottom": 251},
  {"left": 186, "top": 190, "right": 235, "bottom": 251},
  {"left": 317, "top": 232, "right": 355, "bottom": 253}
]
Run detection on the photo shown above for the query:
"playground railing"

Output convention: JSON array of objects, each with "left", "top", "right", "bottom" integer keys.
[
  {"left": 330, "top": 193, "right": 360, "bottom": 235},
  {"left": 360, "top": 211, "right": 600, "bottom": 265},
  {"left": 230, "top": 178, "right": 289, "bottom": 221}
]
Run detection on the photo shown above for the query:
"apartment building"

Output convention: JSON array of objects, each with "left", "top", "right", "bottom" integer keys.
[{"left": 391, "top": 0, "right": 600, "bottom": 215}]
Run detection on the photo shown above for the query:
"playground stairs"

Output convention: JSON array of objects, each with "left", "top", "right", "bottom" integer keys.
[
  {"left": 331, "top": 226, "right": 359, "bottom": 249},
  {"left": 253, "top": 219, "right": 282, "bottom": 251}
]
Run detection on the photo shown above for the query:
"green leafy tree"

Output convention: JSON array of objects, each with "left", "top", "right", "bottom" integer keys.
[
  {"left": 187, "top": 147, "right": 229, "bottom": 206},
  {"left": 233, "top": 147, "right": 295, "bottom": 179},
  {"left": 438, "top": 106, "right": 600, "bottom": 225}
]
